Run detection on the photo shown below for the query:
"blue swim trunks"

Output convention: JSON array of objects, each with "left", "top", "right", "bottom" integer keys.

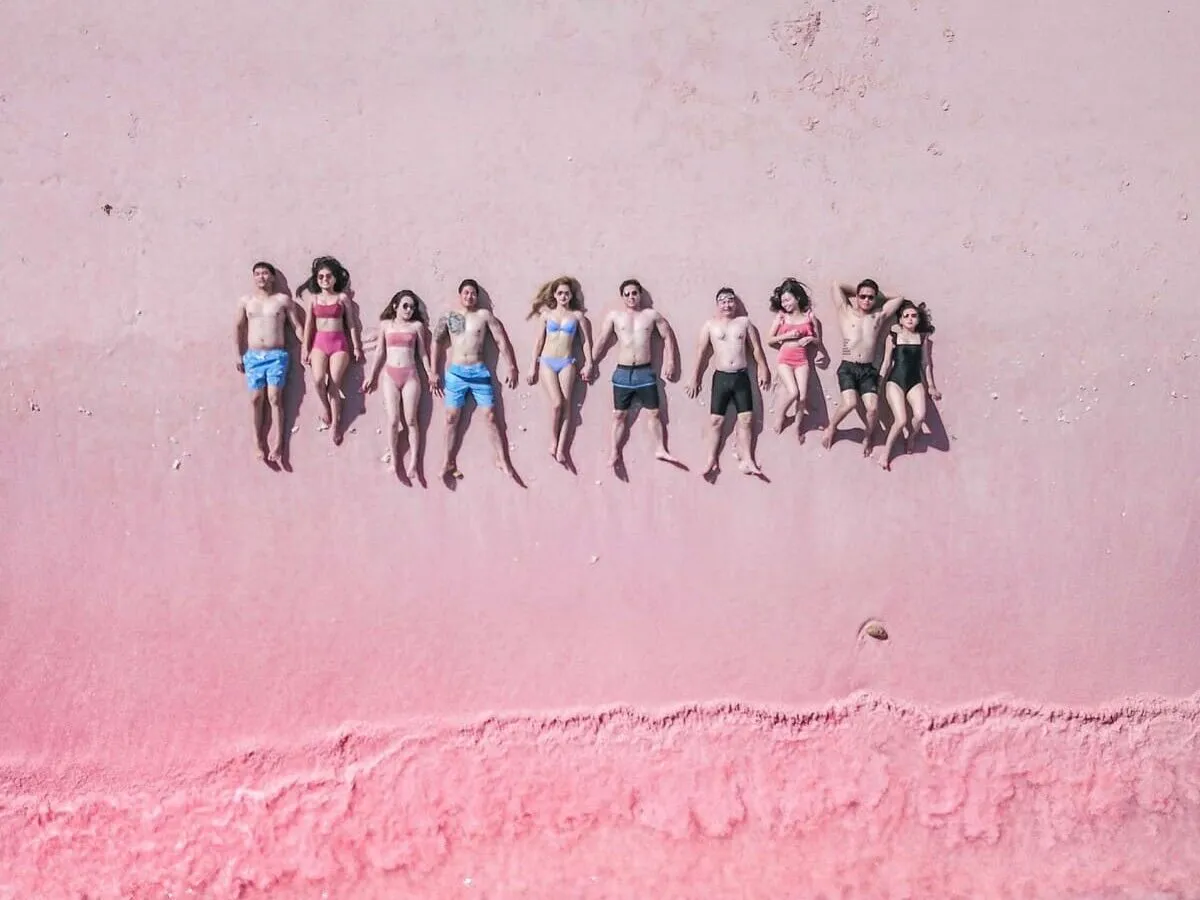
[
  {"left": 243, "top": 348, "right": 289, "bottom": 390},
  {"left": 444, "top": 362, "right": 495, "bottom": 409}
]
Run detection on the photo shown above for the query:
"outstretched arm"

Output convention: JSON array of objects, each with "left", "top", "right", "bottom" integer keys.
[
  {"left": 579, "top": 314, "right": 596, "bottom": 381},
  {"left": 527, "top": 318, "right": 546, "bottom": 386},
  {"left": 362, "top": 325, "right": 386, "bottom": 393},
  {"left": 747, "top": 323, "right": 771, "bottom": 389},
  {"left": 593, "top": 313, "right": 615, "bottom": 364},
  {"left": 655, "top": 313, "right": 679, "bottom": 381},
  {"left": 487, "top": 313, "right": 519, "bottom": 388},
  {"left": 345, "top": 295, "right": 365, "bottom": 361},
  {"left": 811, "top": 314, "right": 830, "bottom": 366},
  {"left": 923, "top": 339, "right": 941, "bottom": 400},
  {"left": 685, "top": 323, "right": 711, "bottom": 398},
  {"left": 300, "top": 297, "right": 314, "bottom": 364},
  {"left": 286, "top": 297, "right": 305, "bottom": 344},
  {"left": 430, "top": 314, "right": 448, "bottom": 395},
  {"left": 878, "top": 330, "right": 896, "bottom": 383},
  {"left": 234, "top": 300, "right": 248, "bottom": 370},
  {"left": 416, "top": 325, "right": 433, "bottom": 375}
]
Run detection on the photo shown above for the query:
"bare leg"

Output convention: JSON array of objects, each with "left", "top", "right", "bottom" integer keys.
[
  {"left": 822, "top": 390, "right": 861, "bottom": 449},
  {"left": 735, "top": 411, "right": 761, "bottom": 474},
  {"left": 266, "top": 386, "right": 285, "bottom": 462},
  {"left": 538, "top": 361, "right": 566, "bottom": 460},
  {"left": 554, "top": 363, "right": 578, "bottom": 463},
  {"left": 484, "top": 408, "right": 516, "bottom": 479},
  {"left": 610, "top": 409, "right": 630, "bottom": 470},
  {"left": 774, "top": 365, "right": 799, "bottom": 434},
  {"left": 443, "top": 407, "right": 464, "bottom": 477},
  {"left": 701, "top": 414, "right": 723, "bottom": 477},
  {"left": 861, "top": 392, "right": 880, "bottom": 457},
  {"left": 328, "top": 351, "right": 351, "bottom": 444},
  {"left": 906, "top": 385, "right": 928, "bottom": 453},
  {"left": 250, "top": 390, "right": 268, "bottom": 459},
  {"left": 383, "top": 376, "right": 403, "bottom": 474},
  {"left": 650, "top": 410, "right": 681, "bottom": 465},
  {"left": 879, "top": 382, "right": 908, "bottom": 471},
  {"left": 795, "top": 366, "right": 811, "bottom": 443},
  {"left": 310, "top": 350, "right": 331, "bottom": 428},
  {"left": 401, "top": 378, "right": 422, "bottom": 479}
]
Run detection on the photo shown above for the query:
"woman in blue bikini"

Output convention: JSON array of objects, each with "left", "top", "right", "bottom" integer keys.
[{"left": 526, "top": 275, "right": 596, "bottom": 465}]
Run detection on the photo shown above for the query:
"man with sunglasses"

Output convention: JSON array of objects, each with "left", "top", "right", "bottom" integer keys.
[{"left": 821, "top": 278, "right": 907, "bottom": 455}]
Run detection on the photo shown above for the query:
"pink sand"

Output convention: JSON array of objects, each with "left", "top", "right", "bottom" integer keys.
[{"left": 2, "top": 0, "right": 1199, "bottom": 896}]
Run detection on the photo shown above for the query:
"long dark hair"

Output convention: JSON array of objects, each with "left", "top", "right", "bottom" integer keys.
[
  {"left": 896, "top": 299, "right": 935, "bottom": 335},
  {"left": 769, "top": 277, "right": 811, "bottom": 313},
  {"left": 380, "top": 289, "right": 427, "bottom": 324},
  {"left": 298, "top": 256, "right": 350, "bottom": 296}
]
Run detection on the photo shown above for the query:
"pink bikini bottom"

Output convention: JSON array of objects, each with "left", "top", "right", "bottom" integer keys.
[{"left": 312, "top": 330, "right": 349, "bottom": 356}]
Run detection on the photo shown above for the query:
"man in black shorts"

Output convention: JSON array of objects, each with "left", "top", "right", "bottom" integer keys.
[
  {"left": 821, "top": 278, "right": 907, "bottom": 455},
  {"left": 685, "top": 287, "right": 771, "bottom": 477},
  {"left": 594, "top": 279, "right": 683, "bottom": 471}
]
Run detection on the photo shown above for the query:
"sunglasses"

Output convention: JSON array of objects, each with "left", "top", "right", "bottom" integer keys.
[{"left": 857, "top": 292, "right": 876, "bottom": 300}]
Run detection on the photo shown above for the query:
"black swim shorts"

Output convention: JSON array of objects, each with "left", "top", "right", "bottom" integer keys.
[
  {"left": 710, "top": 369, "right": 754, "bottom": 416},
  {"left": 836, "top": 360, "right": 880, "bottom": 395},
  {"left": 612, "top": 363, "right": 660, "bottom": 411}
]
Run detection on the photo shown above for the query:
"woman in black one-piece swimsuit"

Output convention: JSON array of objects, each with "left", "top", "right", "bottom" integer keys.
[{"left": 877, "top": 300, "right": 941, "bottom": 470}]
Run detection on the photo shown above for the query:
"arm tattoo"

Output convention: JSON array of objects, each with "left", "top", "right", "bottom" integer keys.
[{"left": 433, "top": 314, "right": 450, "bottom": 341}]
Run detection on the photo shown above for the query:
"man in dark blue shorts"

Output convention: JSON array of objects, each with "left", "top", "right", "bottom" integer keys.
[{"left": 594, "top": 279, "right": 683, "bottom": 471}]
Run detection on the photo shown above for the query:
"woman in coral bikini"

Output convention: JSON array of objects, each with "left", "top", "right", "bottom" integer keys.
[
  {"left": 877, "top": 299, "right": 941, "bottom": 471},
  {"left": 525, "top": 275, "right": 595, "bottom": 465},
  {"left": 299, "top": 257, "right": 363, "bottom": 444},
  {"left": 363, "top": 289, "right": 432, "bottom": 481},
  {"left": 765, "top": 277, "right": 829, "bottom": 441}
]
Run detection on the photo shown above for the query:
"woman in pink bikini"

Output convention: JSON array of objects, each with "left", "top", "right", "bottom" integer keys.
[
  {"left": 299, "top": 257, "right": 363, "bottom": 444},
  {"left": 765, "top": 277, "right": 829, "bottom": 441},
  {"left": 525, "top": 275, "right": 595, "bottom": 466},
  {"left": 363, "top": 289, "right": 432, "bottom": 481}
]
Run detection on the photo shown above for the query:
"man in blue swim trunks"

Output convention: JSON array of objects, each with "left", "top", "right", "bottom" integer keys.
[
  {"left": 430, "top": 278, "right": 520, "bottom": 480},
  {"left": 235, "top": 261, "right": 304, "bottom": 463},
  {"left": 594, "top": 278, "right": 683, "bottom": 472}
]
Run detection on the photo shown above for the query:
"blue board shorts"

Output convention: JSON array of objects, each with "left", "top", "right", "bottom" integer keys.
[
  {"left": 243, "top": 348, "right": 289, "bottom": 390},
  {"left": 444, "top": 362, "right": 495, "bottom": 409}
]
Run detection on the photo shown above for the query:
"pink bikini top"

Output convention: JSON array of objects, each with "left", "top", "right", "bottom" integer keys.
[
  {"left": 777, "top": 313, "right": 814, "bottom": 338},
  {"left": 312, "top": 300, "right": 343, "bottom": 319},
  {"left": 385, "top": 330, "right": 416, "bottom": 348}
]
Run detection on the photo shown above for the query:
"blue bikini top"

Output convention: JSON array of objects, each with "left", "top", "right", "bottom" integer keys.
[{"left": 546, "top": 317, "right": 578, "bottom": 335}]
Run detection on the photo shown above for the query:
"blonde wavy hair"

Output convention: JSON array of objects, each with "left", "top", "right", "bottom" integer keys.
[{"left": 527, "top": 275, "right": 584, "bottom": 319}]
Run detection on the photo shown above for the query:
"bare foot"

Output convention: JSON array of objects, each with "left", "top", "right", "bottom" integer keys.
[
  {"left": 905, "top": 431, "right": 917, "bottom": 454},
  {"left": 267, "top": 444, "right": 282, "bottom": 464},
  {"left": 442, "top": 461, "right": 463, "bottom": 480},
  {"left": 821, "top": 427, "right": 836, "bottom": 449},
  {"left": 879, "top": 454, "right": 892, "bottom": 471},
  {"left": 406, "top": 462, "right": 420, "bottom": 482},
  {"left": 608, "top": 451, "right": 622, "bottom": 472},
  {"left": 332, "top": 427, "right": 343, "bottom": 446},
  {"left": 654, "top": 449, "right": 682, "bottom": 465},
  {"left": 861, "top": 439, "right": 873, "bottom": 458},
  {"left": 772, "top": 412, "right": 786, "bottom": 435},
  {"left": 555, "top": 446, "right": 569, "bottom": 466},
  {"left": 495, "top": 457, "right": 517, "bottom": 480},
  {"left": 738, "top": 458, "right": 762, "bottom": 476},
  {"left": 700, "top": 459, "right": 718, "bottom": 478}
]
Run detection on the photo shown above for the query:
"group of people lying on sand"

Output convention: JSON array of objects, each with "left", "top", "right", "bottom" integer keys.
[{"left": 234, "top": 257, "right": 940, "bottom": 480}]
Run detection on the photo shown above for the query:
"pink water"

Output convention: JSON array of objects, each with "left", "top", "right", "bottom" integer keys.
[{"left": 2, "top": 0, "right": 1199, "bottom": 896}]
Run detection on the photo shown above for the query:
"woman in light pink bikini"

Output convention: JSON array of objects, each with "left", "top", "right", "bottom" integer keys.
[
  {"left": 299, "top": 257, "right": 363, "bottom": 444},
  {"left": 765, "top": 277, "right": 829, "bottom": 441},
  {"left": 525, "top": 275, "right": 596, "bottom": 466},
  {"left": 362, "top": 290, "right": 431, "bottom": 481}
]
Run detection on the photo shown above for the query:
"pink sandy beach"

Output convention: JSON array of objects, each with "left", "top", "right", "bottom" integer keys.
[{"left": 2, "top": 0, "right": 1199, "bottom": 896}]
